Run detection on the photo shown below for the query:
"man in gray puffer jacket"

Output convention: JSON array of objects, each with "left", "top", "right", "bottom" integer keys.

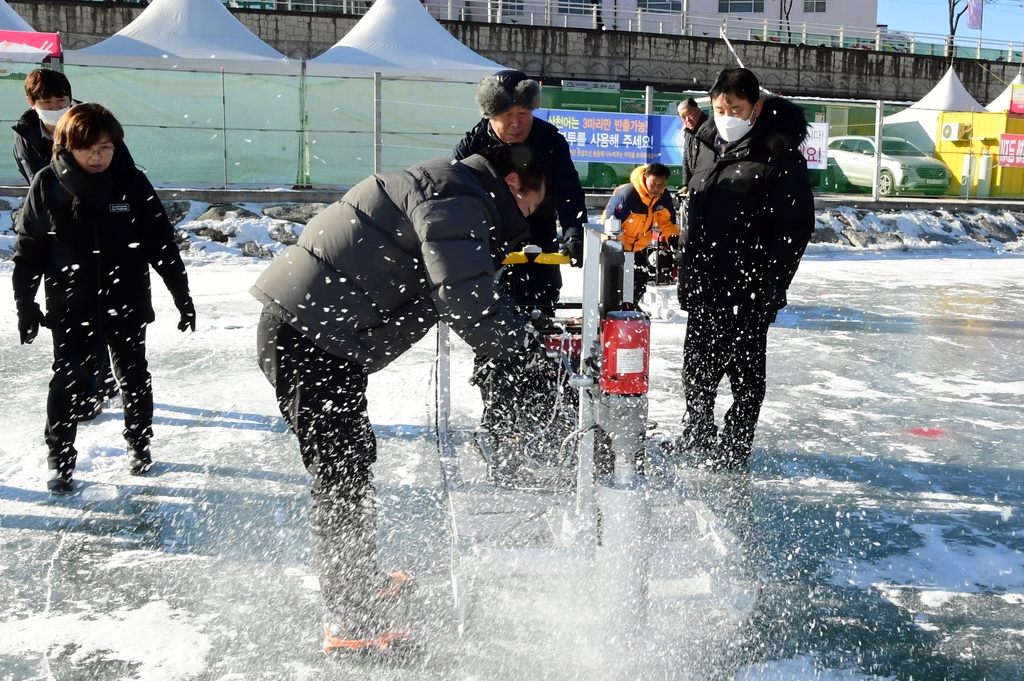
[{"left": 251, "top": 144, "right": 547, "bottom": 651}]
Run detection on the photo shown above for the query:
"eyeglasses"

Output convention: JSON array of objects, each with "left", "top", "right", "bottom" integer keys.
[{"left": 76, "top": 145, "right": 115, "bottom": 158}]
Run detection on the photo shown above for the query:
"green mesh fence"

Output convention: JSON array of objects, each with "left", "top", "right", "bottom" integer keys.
[{"left": 0, "top": 65, "right": 481, "bottom": 188}]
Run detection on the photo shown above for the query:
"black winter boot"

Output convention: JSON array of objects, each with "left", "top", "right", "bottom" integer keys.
[
  {"left": 127, "top": 441, "right": 153, "bottom": 475},
  {"left": 46, "top": 448, "right": 77, "bottom": 494},
  {"left": 47, "top": 468, "right": 74, "bottom": 494}
]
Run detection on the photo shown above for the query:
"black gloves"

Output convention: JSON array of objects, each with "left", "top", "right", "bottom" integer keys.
[
  {"left": 522, "top": 338, "right": 555, "bottom": 375},
  {"left": 175, "top": 296, "right": 196, "bottom": 332},
  {"left": 17, "top": 302, "right": 46, "bottom": 345},
  {"left": 561, "top": 238, "right": 584, "bottom": 268}
]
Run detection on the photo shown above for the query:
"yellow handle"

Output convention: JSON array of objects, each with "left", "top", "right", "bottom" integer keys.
[{"left": 502, "top": 251, "right": 571, "bottom": 265}]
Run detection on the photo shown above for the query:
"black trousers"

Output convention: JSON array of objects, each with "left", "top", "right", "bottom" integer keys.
[
  {"left": 45, "top": 322, "right": 152, "bottom": 473},
  {"left": 257, "top": 311, "right": 395, "bottom": 637},
  {"left": 682, "top": 304, "right": 771, "bottom": 466}
]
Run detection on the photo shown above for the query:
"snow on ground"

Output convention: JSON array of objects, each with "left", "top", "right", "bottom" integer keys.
[{"left": 1, "top": 198, "right": 1023, "bottom": 679}]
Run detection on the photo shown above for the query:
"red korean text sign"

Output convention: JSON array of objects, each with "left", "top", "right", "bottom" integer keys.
[{"left": 998, "top": 134, "right": 1024, "bottom": 168}]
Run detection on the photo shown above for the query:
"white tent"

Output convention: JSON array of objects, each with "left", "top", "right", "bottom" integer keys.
[
  {"left": 0, "top": 0, "right": 32, "bottom": 32},
  {"left": 307, "top": 0, "right": 504, "bottom": 80},
  {"left": 883, "top": 67, "right": 986, "bottom": 153},
  {"left": 64, "top": 0, "right": 299, "bottom": 75},
  {"left": 986, "top": 71, "right": 1024, "bottom": 112}
]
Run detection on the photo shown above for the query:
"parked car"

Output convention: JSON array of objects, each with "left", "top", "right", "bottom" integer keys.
[{"left": 822, "top": 136, "right": 952, "bottom": 196}]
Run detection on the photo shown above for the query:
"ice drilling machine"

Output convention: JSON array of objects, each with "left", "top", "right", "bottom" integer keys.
[{"left": 433, "top": 218, "right": 759, "bottom": 641}]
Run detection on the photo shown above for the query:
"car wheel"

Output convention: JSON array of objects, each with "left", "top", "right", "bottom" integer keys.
[
  {"left": 821, "top": 167, "right": 835, "bottom": 191},
  {"left": 878, "top": 170, "right": 894, "bottom": 197},
  {"left": 823, "top": 167, "right": 846, "bottom": 192}
]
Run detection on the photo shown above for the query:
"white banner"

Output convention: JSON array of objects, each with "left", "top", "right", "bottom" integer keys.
[{"left": 800, "top": 122, "right": 829, "bottom": 170}]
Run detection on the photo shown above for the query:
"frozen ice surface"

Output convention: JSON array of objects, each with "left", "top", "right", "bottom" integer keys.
[{"left": 1, "top": 247, "right": 1023, "bottom": 679}]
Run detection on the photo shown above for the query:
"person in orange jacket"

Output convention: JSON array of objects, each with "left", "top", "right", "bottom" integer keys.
[{"left": 603, "top": 162, "right": 680, "bottom": 303}]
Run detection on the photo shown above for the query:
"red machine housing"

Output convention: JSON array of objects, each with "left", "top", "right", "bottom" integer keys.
[
  {"left": 543, "top": 334, "right": 582, "bottom": 359},
  {"left": 598, "top": 310, "right": 650, "bottom": 395}
]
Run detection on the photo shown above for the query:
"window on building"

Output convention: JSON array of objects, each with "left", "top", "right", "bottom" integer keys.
[
  {"left": 718, "top": 0, "right": 765, "bottom": 12},
  {"left": 502, "top": 0, "right": 524, "bottom": 16},
  {"left": 640, "top": 0, "right": 683, "bottom": 10},
  {"left": 558, "top": 0, "right": 590, "bottom": 15},
  {"left": 804, "top": 0, "right": 826, "bottom": 12}
]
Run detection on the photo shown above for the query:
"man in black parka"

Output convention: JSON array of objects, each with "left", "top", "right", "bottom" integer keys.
[
  {"left": 453, "top": 70, "right": 587, "bottom": 315},
  {"left": 678, "top": 97, "right": 709, "bottom": 188},
  {"left": 453, "top": 71, "right": 587, "bottom": 460},
  {"left": 251, "top": 145, "right": 549, "bottom": 651},
  {"left": 679, "top": 68, "right": 814, "bottom": 470}
]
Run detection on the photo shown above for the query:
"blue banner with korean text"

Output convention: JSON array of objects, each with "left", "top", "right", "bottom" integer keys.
[{"left": 535, "top": 109, "right": 686, "bottom": 165}]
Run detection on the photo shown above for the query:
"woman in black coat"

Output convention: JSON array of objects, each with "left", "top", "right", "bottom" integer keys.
[{"left": 13, "top": 103, "right": 194, "bottom": 493}]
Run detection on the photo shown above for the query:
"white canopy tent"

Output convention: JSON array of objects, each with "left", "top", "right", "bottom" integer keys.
[
  {"left": 0, "top": 0, "right": 32, "bottom": 31},
  {"left": 884, "top": 67, "right": 985, "bottom": 153},
  {"left": 307, "top": 0, "right": 504, "bottom": 81},
  {"left": 300, "top": 0, "right": 509, "bottom": 185},
  {"left": 64, "top": 0, "right": 298, "bottom": 75},
  {"left": 986, "top": 71, "right": 1024, "bottom": 112},
  {"left": 57, "top": 0, "right": 301, "bottom": 185}
]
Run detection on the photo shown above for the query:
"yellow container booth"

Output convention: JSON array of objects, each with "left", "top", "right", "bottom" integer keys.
[{"left": 935, "top": 111, "right": 1024, "bottom": 197}]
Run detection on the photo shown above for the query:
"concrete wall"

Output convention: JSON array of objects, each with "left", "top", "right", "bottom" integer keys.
[{"left": 13, "top": 1, "right": 1017, "bottom": 102}]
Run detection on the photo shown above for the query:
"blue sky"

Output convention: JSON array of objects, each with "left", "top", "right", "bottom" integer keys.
[{"left": 877, "top": 0, "right": 1024, "bottom": 44}]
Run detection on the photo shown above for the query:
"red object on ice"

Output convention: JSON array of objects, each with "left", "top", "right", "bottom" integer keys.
[
  {"left": 908, "top": 427, "right": 945, "bottom": 437},
  {"left": 599, "top": 310, "right": 650, "bottom": 395}
]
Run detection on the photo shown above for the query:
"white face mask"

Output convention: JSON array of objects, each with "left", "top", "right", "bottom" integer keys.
[
  {"left": 35, "top": 105, "right": 70, "bottom": 128},
  {"left": 714, "top": 113, "right": 755, "bottom": 143}
]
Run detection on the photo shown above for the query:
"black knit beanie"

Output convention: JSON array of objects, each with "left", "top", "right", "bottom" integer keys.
[{"left": 475, "top": 70, "right": 542, "bottom": 118}]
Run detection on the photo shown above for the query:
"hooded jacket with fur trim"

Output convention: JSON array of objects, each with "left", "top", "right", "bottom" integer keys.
[
  {"left": 604, "top": 164, "right": 679, "bottom": 252},
  {"left": 680, "top": 95, "right": 814, "bottom": 312}
]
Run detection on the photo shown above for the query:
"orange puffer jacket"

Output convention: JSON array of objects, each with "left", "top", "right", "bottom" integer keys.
[{"left": 604, "top": 164, "right": 679, "bottom": 252}]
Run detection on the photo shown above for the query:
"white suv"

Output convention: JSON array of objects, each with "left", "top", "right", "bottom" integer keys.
[{"left": 823, "top": 136, "right": 952, "bottom": 196}]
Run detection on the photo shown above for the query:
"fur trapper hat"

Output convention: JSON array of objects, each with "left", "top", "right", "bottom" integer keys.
[{"left": 476, "top": 70, "right": 542, "bottom": 118}]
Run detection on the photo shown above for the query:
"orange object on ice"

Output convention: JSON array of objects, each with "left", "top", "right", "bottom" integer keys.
[
  {"left": 377, "top": 571, "right": 412, "bottom": 599},
  {"left": 908, "top": 427, "right": 945, "bottom": 437},
  {"left": 323, "top": 625, "right": 416, "bottom": 654}
]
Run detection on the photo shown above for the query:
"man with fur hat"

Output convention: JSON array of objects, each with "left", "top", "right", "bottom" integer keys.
[
  {"left": 454, "top": 69, "right": 587, "bottom": 316},
  {"left": 678, "top": 67, "right": 814, "bottom": 470},
  {"left": 454, "top": 71, "right": 588, "bottom": 475}
]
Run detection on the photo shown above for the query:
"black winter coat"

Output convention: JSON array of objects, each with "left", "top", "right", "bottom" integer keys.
[
  {"left": 453, "top": 117, "right": 587, "bottom": 310},
  {"left": 681, "top": 110, "right": 709, "bottom": 187},
  {"left": 453, "top": 117, "right": 587, "bottom": 247},
  {"left": 12, "top": 109, "right": 55, "bottom": 184},
  {"left": 681, "top": 96, "right": 815, "bottom": 313},
  {"left": 13, "top": 149, "right": 190, "bottom": 330},
  {"left": 250, "top": 155, "right": 534, "bottom": 374}
]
